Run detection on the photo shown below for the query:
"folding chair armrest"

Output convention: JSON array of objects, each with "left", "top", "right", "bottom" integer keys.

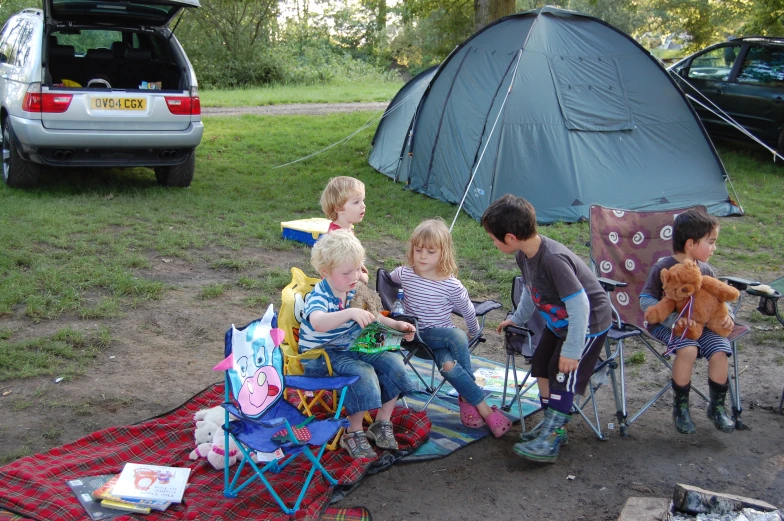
[
  {"left": 471, "top": 299, "right": 503, "bottom": 316},
  {"left": 503, "top": 324, "right": 533, "bottom": 337},
  {"left": 718, "top": 276, "right": 759, "bottom": 291},
  {"left": 286, "top": 375, "right": 360, "bottom": 391},
  {"left": 597, "top": 277, "right": 626, "bottom": 292}
]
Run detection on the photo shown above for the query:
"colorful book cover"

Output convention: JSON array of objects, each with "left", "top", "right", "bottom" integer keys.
[
  {"left": 349, "top": 322, "right": 405, "bottom": 354},
  {"left": 111, "top": 463, "right": 191, "bottom": 504},
  {"left": 93, "top": 474, "right": 171, "bottom": 511},
  {"left": 65, "top": 474, "right": 123, "bottom": 521},
  {"left": 100, "top": 500, "right": 151, "bottom": 514},
  {"left": 473, "top": 367, "right": 540, "bottom": 398}
]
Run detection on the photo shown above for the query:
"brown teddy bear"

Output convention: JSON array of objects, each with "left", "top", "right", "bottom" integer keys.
[
  {"left": 644, "top": 259, "right": 740, "bottom": 339},
  {"left": 349, "top": 281, "right": 384, "bottom": 317}
]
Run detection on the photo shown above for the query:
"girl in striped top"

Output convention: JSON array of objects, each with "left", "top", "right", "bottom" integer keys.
[{"left": 390, "top": 219, "right": 512, "bottom": 437}]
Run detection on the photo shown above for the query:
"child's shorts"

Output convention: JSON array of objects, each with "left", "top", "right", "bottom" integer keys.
[
  {"left": 648, "top": 324, "right": 732, "bottom": 360},
  {"left": 530, "top": 328, "right": 608, "bottom": 395},
  {"left": 301, "top": 350, "right": 414, "bottom": 415}
]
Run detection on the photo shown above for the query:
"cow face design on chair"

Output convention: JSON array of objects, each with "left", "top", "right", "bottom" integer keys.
[{"left": 216, "top": 304, "right": 286, "bottom": 418}]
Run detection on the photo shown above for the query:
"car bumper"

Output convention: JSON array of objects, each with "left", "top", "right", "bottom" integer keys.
[{"left": 8, "top": 115, "right": 204, "bottom": 166}]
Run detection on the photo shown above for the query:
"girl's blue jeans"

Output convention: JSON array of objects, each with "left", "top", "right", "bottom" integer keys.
[
  {"left": 301, "top": 350, "right": 414, "bottom": 416},
  {"left": 418, "top": 327, "right": 485, "bottom": 406}
]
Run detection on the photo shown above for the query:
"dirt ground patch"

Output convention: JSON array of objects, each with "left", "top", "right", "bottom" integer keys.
[
  {"left": 1, "top": 245, "right": 782, "bottom": 521},
  {"left": 1, "top": 103, "right": 782, "bottom": 520}
]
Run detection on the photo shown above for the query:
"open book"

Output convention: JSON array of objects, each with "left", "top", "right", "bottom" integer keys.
[{"left": 349, "top": 321, "right": 406, "bottom": 354}]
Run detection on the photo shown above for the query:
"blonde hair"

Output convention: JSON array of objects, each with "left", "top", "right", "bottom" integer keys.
[
  {"left": 320, "top": 176, "right": 366, "bottom": 221},
  {"left": 407, "top": 218, "right": 458, "bottom": 276},
  {"left": 311, "top": 229, "right": 365, "bottom": 275}
]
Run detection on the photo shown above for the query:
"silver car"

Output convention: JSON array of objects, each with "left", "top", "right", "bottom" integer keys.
[{"left": 0, "top": 0, "right": 203, "bottom": 188}]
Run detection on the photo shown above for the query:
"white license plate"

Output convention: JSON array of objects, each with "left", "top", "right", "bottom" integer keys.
[{"left": 91, "top": 97, "right": 146, "bottom": 111}]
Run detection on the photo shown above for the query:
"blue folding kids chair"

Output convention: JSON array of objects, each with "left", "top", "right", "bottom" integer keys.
[{"left": 215, "top": 304, "right": 358, "bottom": 515}]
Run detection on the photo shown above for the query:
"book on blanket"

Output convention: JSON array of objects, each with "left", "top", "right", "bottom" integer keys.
[
  {"left": 66, "top": 474, "right": 124, "bottom": 521},
  {"left": 92, "top": 474, "right": 171, "bottom": 511},
  {"left": 349, "top": 321, "right": 405, "bottom": 354},
  {"left": 110, "top": 463, "right": 191, "bottom": 504},
  {"left": 447, "top": 367, "right": 540, "bottom": 399}
]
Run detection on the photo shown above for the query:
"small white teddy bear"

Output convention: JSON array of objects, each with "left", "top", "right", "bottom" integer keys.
[
  {"left": 189, "top": 429, "right": 253, "bottom": 470},
  {"left": 193, "top": 406, "right": 236, "bottom": 445}
]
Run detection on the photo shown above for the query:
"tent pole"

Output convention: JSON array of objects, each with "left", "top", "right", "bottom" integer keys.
[{"left": 449, "top": 49, "right": 523, "bottom": 232}]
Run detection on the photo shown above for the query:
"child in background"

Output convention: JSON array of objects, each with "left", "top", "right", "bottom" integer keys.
[
  {"left": 389, "top": 218, "right": 512, "bottom": 437},
  {"left": 298, "top": 230, "right": 416, "bottom": 459},
  {"left": 320, "top": 176, "right": 368, "bottom": 283},
  {"left": 641, "top": 208, "right": 735, "bottom": 434},
  {"left": 482, "top": 195, "right": 611, "bottom": 463}
]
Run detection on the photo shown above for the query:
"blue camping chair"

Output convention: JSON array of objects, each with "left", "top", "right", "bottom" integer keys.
[{"left": 215, "top": 305, "right": 359, "bottom": 515}]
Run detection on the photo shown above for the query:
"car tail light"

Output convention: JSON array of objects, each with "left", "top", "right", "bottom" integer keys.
[
  {"left": 22, "top": 84, "right": 72, "bottom": 113},
  {"left": 165, "top": 91, "right": 201, "bottom": 116}
]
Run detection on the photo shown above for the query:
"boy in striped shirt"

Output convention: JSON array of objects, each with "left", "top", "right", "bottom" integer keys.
[{"left": 299, "top": 230, "right": 416, "bottom": 459}]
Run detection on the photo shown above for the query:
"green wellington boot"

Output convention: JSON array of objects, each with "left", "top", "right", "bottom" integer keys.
[
  {"left": 519, "top": 419, "right": 569, "bottom": 445},
  {"left": 707, "top": 380, "right": 735, "bottom": 433},
  {"left": 672, "top": 382, "right": 697, "bottom": 434},
  {"left": 513, "top": 409, "right": 570, "bottom": 463}
]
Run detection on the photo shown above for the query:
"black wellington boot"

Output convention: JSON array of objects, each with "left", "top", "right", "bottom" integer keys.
[
  {"left": 707, "top": 379, "right": 735, "bottom": 432},
  {"left": 672, "top": 380, "right": 696, "bottom": 434}
]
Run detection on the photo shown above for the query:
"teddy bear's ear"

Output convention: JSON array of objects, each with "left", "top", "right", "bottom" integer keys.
[{"left": 660, "top": 268, "right": 670, "bottom": 284}]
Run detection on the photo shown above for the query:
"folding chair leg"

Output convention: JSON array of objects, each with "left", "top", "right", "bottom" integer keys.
[
  {"left": 729, "top": 341, "right": 747, "bottom": 430},
  {"left": 779, "top": 386, "right": 784, "bottom": 413},
  {"left": 605, "top": 337, "right": 630, "bottom": 438}
]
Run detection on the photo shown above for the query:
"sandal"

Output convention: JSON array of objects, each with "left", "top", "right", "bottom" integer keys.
[
  {"left": 459, "top": 396, "right": 485, "bottom": 428},
  {"left": 486, "top": 406, "right": 512, "bottom": 438}
]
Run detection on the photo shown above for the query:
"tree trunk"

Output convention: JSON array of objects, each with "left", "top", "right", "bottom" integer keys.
[
  {"left": 474, "top": 0, "right": 515, "bottom": 32},
  {"left": 376, "top": 0, "right": 386, "bottom": 35}
]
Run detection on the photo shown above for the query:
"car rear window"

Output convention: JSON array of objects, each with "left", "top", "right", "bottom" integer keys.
[{"left": 737, "top": 45, "right": 784, "bottom": 86}]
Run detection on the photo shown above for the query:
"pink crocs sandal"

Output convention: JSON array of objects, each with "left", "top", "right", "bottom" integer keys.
[
  {"left": 459, "top": 396, "right": 485, "bottom": 428},
  {"left": 486, "top": 406, "right": 512, "bottom": 438}
]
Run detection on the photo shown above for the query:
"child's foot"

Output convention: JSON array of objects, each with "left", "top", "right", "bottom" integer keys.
[
  {"left": 339, "top": 431, "right": 377, "bottom": 459},
  {"left": 459, "top": 396, "right": 485, "bottom": 428},
  {"left": 485, "top": 406, "right": 512, "bottom": 438},
  {"left": 367, "top": 420, "right": 399, "bottom": 450}
]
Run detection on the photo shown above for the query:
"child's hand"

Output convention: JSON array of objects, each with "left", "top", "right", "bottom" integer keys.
[
  {"left": 395, "top": 320, "right": 416, "bottom": 342},
  {"left": 558, "top": 356, "right": 579, "bottom": 374},
  {"left": 359, "top": 271, "right": 369, "bottom": 285},
  {"left": 349, "top": 308, "right": 375, "bottom": 328},
  {"left": 720, "top": 315, "right": 734, "bottom": 330},
  {"left": 496, "top": 319, "right": 516, "bottom": 334},
  {"left": 675, "top": 317, "right": 696, "bottom": 330}
]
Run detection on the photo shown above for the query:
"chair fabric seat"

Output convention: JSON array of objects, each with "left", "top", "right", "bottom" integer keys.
[{"left": 223, "top": 401, "right": 348, "bottom": 454}]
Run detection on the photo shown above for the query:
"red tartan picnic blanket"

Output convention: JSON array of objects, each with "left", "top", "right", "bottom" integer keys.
[{"left": 0, "top": 383, "right": 430, "bottom": 521}]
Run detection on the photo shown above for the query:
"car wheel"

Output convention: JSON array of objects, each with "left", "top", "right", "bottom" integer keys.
[
  {"left": 2, "top": 120, "right": 41, "bottom": 187},
  {"left": 154, "top": 152, "right": 195, "bottom": 187}
]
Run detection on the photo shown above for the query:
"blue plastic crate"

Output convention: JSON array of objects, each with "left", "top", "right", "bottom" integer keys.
[{"left": 281, "top": 217, "right": 332, "bottom": 246}]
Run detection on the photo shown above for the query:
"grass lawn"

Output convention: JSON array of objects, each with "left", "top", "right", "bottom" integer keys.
[
  {"left": 199, "top": 79, "right": 404, "bottom": 107},
  {"left": 1, "top": 112, "right": 783, "bottom": 380}
]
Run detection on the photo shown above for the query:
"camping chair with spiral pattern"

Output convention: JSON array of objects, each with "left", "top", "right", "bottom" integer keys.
[{"left": 589, "top": 204, "right": 757, "bottom": 435}]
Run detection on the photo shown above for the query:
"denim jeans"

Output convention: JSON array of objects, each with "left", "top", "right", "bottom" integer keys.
[
  {"left": 418, "top": 327, "right": 485, "bottom": 406},
  {"left": 301, "top": 350, "right": 414, "bottom": 415}
]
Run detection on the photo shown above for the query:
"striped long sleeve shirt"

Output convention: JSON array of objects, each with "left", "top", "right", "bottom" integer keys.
[{"left": 389, "top": 266, "right": 479, "bottom": 337}]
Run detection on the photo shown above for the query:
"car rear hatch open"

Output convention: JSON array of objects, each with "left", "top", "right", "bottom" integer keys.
[
  {"left": 39, "top": 0, "right": 200, "bottom": 132},
  {"left": 43, "top": 0, "right": 200, "bottom": 28}
]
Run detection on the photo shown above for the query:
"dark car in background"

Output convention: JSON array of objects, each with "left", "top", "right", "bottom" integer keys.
[{"left": 669, "top": 36, "right": 784, "bottom": 154}]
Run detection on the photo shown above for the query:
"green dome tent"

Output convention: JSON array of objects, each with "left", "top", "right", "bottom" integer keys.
[{"left": 368, "top": 6, "right": 743, "bottom": 224}]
